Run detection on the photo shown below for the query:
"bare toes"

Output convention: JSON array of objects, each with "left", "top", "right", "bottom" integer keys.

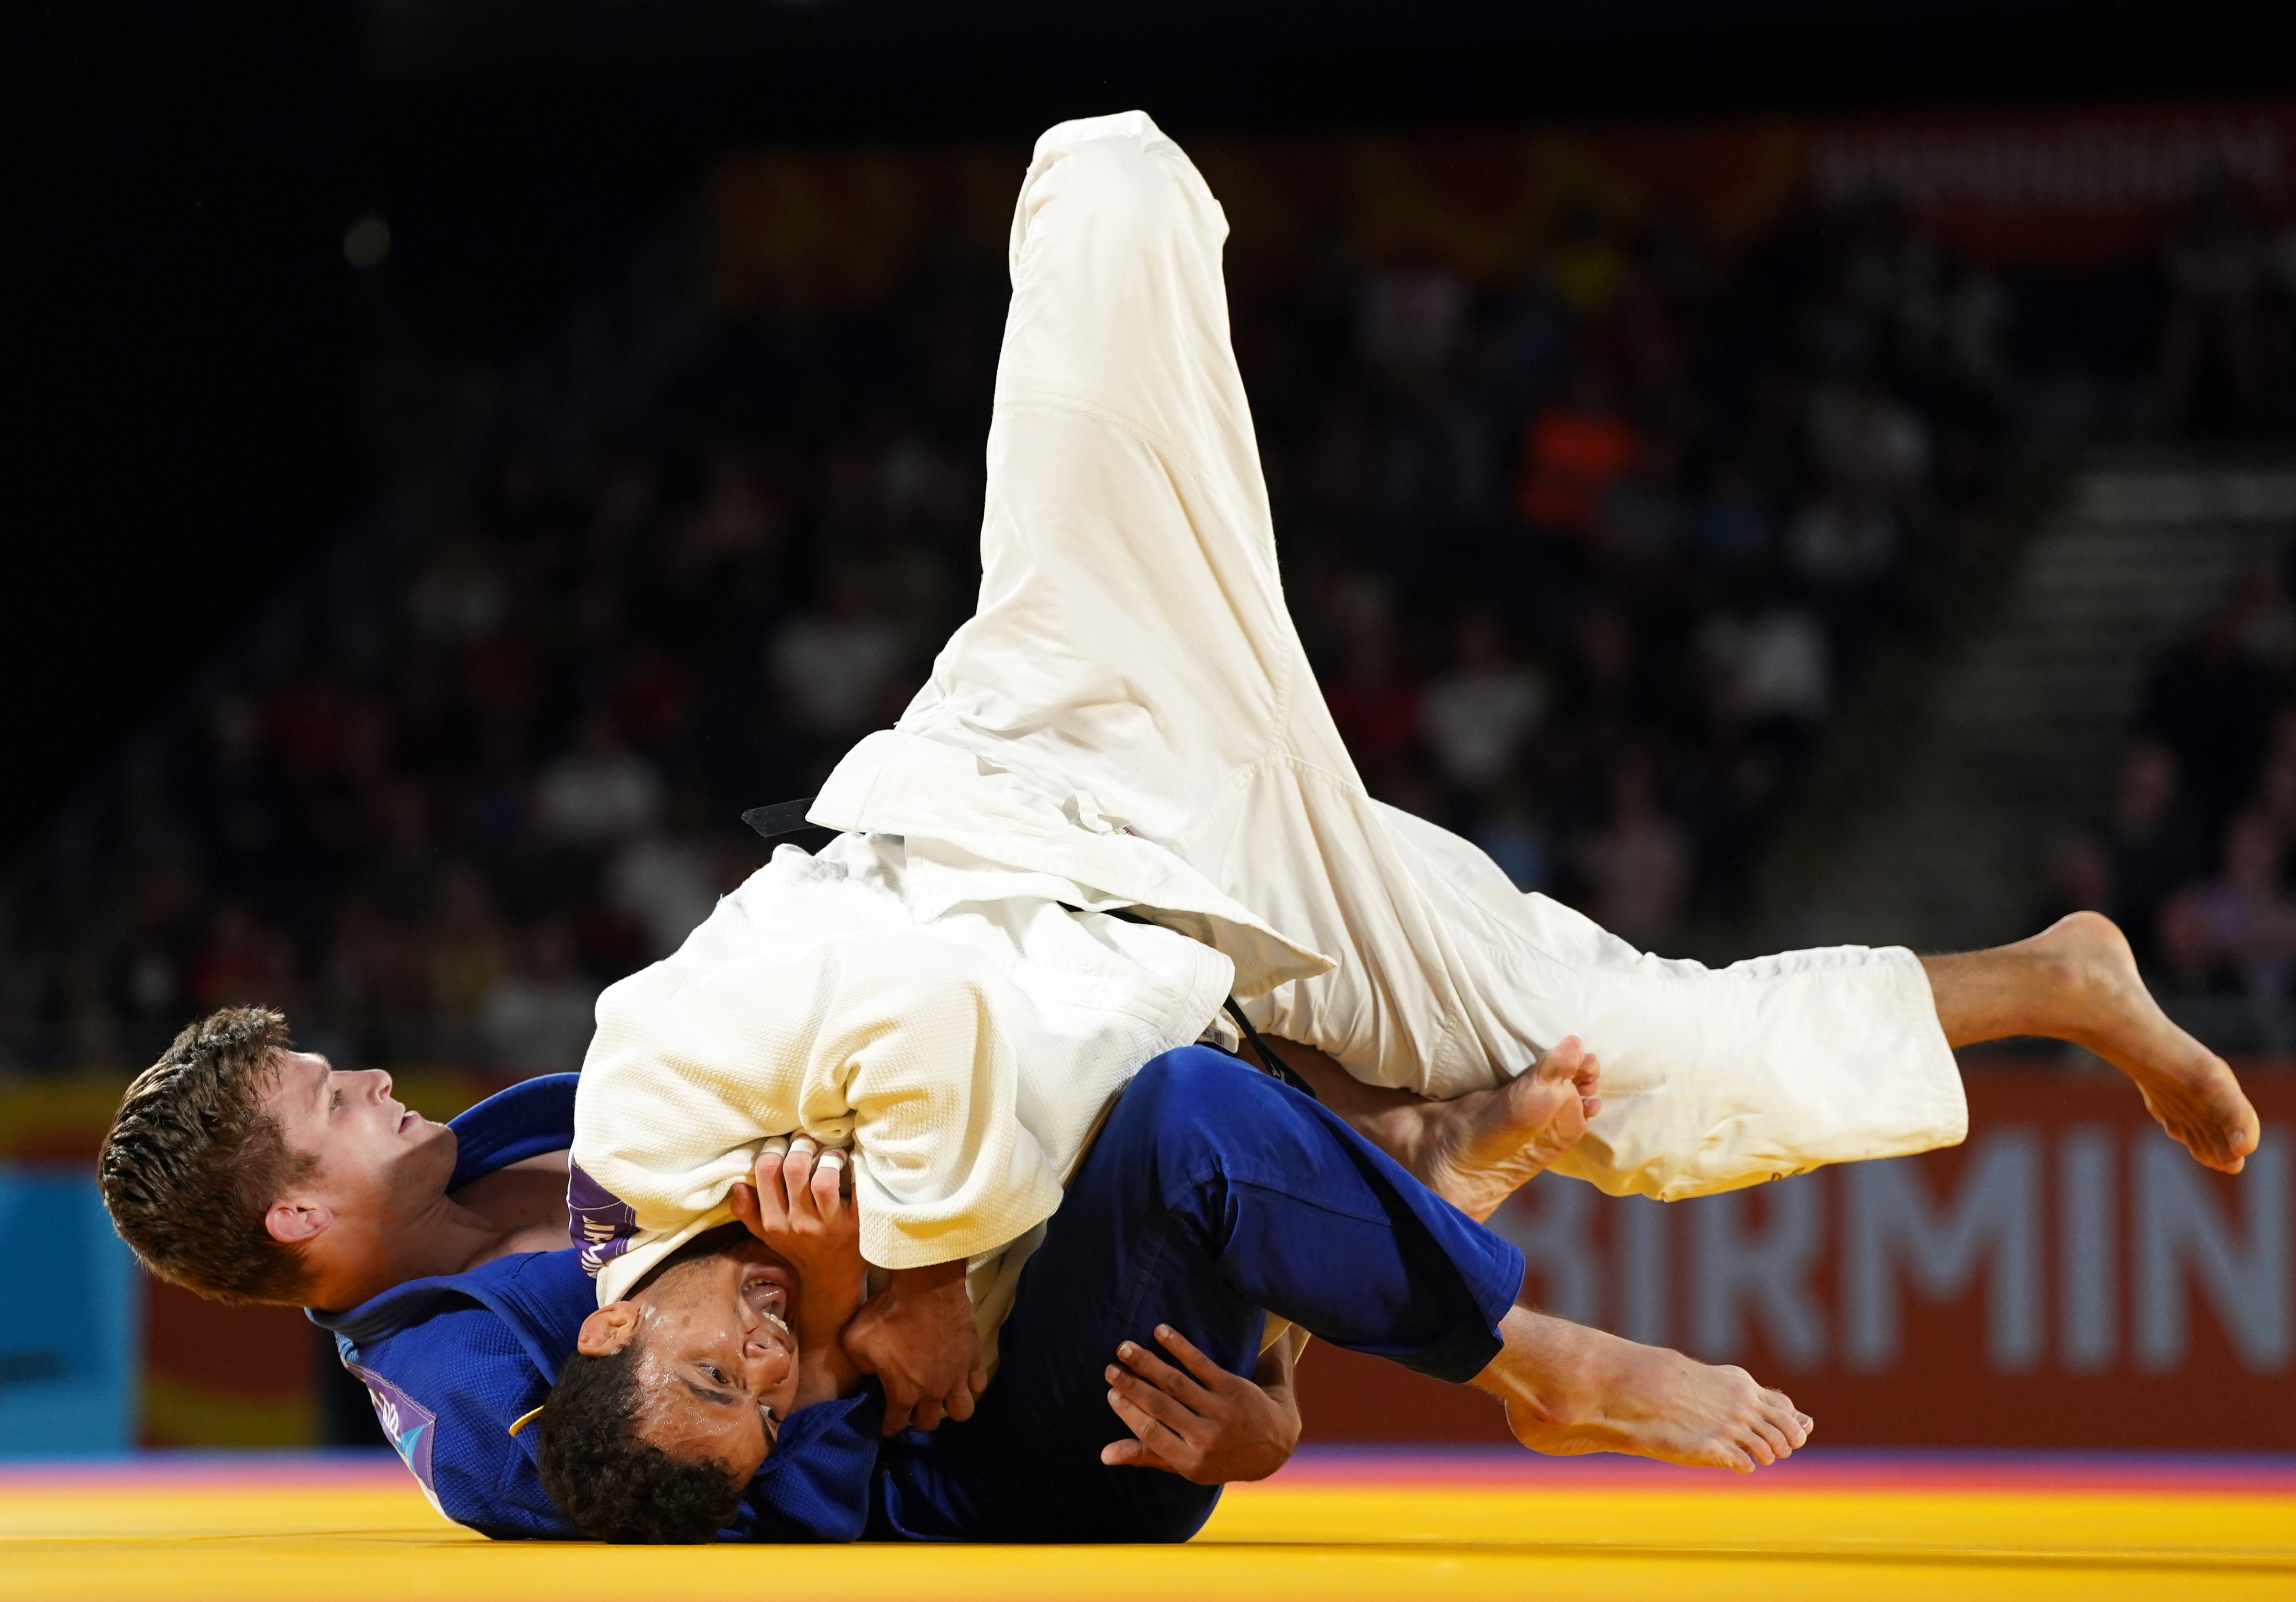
[{"left": 1759, "top": 1390, "right": 1809, "bottom": 1447}]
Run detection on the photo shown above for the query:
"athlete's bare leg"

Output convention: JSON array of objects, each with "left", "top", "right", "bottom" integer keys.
[
  {"left": 1264, "top": 1035, "right": 1600, "bottom": 1223},
  {"left": 1471, "top": 1300, "right": 1812, "bottom": 1473},
  {"left": 1271, "top": 1035, "right": 1809, "bottom": 1470},
  {"left": 1924, "top": 911, "right": 2259, "bottom": 1173}
]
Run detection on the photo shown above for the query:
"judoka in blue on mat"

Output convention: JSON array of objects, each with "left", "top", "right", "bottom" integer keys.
[{"left": 96, "top": 112, "right": 2257, "bottom": 1545}]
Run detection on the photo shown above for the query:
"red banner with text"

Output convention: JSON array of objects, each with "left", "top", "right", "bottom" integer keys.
[
  {"left": 1296, "top": 1067, "right": 2295, "bottom": 1449},
  {"left": 711, "top": 101, "right": 2296, "bottom": 313}
]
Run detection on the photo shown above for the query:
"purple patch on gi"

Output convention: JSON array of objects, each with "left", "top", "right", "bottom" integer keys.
[
  {"left": 350, "top": 1364, "right": 439, "bottom": 1500},
  {"left": 568, "top": 1160, "right": 639, "bottom": 1278}
]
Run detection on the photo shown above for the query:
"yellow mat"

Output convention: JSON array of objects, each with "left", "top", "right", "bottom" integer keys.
[{"left": 7, "top": 1454, "right": 2292, "bottom": 1602}]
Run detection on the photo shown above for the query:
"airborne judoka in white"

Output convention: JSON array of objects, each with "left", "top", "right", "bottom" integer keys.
[{"left": 568, "top": 111, "right": 2261, "bottom": 1468}]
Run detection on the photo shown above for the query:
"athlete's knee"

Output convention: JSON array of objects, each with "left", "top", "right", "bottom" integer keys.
[
  {"left": 1022, "top": 114, "right": 1209, "bottom": 247},
  {"left": 1116, "top": 1047, "right": 1284, "bottom": 1166},
  {"left": 1123, "top": 1483, "right": 1222, "bottom": 1544},
  {"left": 1133, "top": 1044, "right": 1267, "bottom": 1110}
]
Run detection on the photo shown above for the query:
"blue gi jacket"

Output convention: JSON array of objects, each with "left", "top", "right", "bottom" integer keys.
[{"left": 309, "top": 1074, "right": 881, "bottom": 1541}]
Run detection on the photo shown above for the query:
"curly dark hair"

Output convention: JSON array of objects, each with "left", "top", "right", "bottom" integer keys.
[
  {"left": 96, "top": 1006, "right": 318, "bottom": 1305},
  {"left": 534, "top": 1336, "right": 747, "bottom": 1543}
]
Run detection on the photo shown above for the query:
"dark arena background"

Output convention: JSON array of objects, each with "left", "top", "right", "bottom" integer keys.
[{"left": 8, "top": 1, "right": 2295, "bottom": 1596}]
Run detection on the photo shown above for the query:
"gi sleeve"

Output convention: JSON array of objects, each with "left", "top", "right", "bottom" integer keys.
[{"left": 576, "top": 931, "right": 1065, "bottom": 1285}]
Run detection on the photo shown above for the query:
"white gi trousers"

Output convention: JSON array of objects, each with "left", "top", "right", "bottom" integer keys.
[{"left": 891, "top": 111, "right": 1966, "bottom": 1201}]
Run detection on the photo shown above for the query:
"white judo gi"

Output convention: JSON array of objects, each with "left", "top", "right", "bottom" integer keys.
[{"left": 572, "top": 111, "right": 1964, "bottom": 1322}]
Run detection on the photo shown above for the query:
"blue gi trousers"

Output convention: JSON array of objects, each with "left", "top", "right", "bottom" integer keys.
[{"left": 870, "top": 1046, "right": 1527, "bottom": 1543}]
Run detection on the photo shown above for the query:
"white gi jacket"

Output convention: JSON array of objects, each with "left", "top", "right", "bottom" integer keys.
[
  {"left": 571, "top": 769, "right": 1329, "bottom": 1309},
  {"left": 571, "top": 109, "right": 1966, "bottom": 1327}
]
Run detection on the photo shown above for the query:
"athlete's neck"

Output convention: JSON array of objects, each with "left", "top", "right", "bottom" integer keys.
[
  {"left": 308, "top": 1149, "right": 571, "bottom": 1311},
  {"left": 449, "top": 1148, "right": 573, "bottom": 1268}
]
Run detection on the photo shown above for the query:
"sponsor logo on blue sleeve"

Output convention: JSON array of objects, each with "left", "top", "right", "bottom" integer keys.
[
  {"left": 349, "top": 1364, "right": 441, "bottom": 1512},
  {"left": 568, "top": 1160, "right": 638, "bottom": 1279}
]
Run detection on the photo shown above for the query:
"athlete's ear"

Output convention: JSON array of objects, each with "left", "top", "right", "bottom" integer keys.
[
  {"left": 265, "top": 1199, "right": 333, "bottom": 1246},
  {"left": 578, "top": 1303, "right": 640, "bottom": 1358}
]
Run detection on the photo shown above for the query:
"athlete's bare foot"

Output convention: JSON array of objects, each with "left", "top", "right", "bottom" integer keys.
[
  {"left": 1264, "top": 1036, "right": 1600, "bottom": 1221},
  {"left": 1407, "top": 1039, "right": 1601, "bottom": 1222},
  {"left": 1472, "top": 1306, "right": 1813, "bottom": 1473},
  {"left": 1926, "top": 911, "right": 2260, "bottom": 1173}
]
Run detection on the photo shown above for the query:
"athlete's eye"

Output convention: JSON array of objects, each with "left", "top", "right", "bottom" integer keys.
[
  {"left": 703, "top": 1365, "right": 728, "bottom": 1385},
  {"left": 330, "top": 1088, "right": 341, "bottom": 1112}
]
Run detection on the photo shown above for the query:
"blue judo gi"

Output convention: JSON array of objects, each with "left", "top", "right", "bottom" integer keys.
[
  {"left": 308, "top": 1074, "right": 879, "bottom": 1541},
  {"left": 868, "top": 1045, "right": 1526, "bottom": 1542},
  {"left": 319, "top": 1052, "right": 1524, "bottom": 1545}
]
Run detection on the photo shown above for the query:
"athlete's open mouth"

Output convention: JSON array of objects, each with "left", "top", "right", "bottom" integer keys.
[{"left": 740, "top": 1265, "right": 798, "bottom": 1350}]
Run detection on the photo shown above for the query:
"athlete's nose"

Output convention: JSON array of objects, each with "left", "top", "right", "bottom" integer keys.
[{"left": 744, "top": 1342, "right": 793, "bottom": 1390}]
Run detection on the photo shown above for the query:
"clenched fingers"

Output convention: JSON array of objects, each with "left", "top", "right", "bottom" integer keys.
[
  {"left": 727, "top": 1181, "right": 764, "bottom": 1240},
  {"left": 750, "top": 1136, "right": 793, "bottom": 1233},
  {"left": 781, "top": 1135, "right": 820, "bottom": 1211},
  {"left": 809, "top": 1147, "right": 847, "bottom": 1217}
]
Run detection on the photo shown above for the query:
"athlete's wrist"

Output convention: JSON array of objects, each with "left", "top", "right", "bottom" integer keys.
[{"left": 885, "top": 1258, "right": 968, "bottom": 1293}]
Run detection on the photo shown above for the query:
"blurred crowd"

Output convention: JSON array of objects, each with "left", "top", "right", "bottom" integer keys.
[
  {"left": 2053, "top": 553, "right": 2296, "bottom": 1050},
  {"left": 7, "top": 171, "right": 2296, "bottom": 1077}
]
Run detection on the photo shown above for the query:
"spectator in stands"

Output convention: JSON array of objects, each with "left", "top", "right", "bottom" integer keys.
[
  {"left": 535, "top": 709, "right": 666, "bottom": 846},
  {"left": 2137, "top": 607, "right": 2285, "bottom": 840},
  {"left": 1693, "top": 602, "right": 1830, "bottom": 730},
  {"left": 1566, "top": 597, "right": 1650, "bottom": 732},
  {"left": 1419, "top": 611, "right": 1548, "bottom": 796},
  {"left": 606, "top": 788, "right": 726, "bottom": 960},
  {"left": 1514, "top": 361, "right": 1640, "bottom": 537},
  {"left": 185, "top": 904, "right": 297, "bottom": 1016},
  {"left": 1598, "top": 438, "right": 1689, "bottom": 568},
  {"left": 1787, "top": 481, "right": 1900, "bottom": 598},
  {"left": 2160, "top": 179, "right": 2271, "bottom": 436},
  {"left": 1319, "top": 576, "right": 1422, "bottom": 798},
  {"left": 2100, "top": 739, "right": 2202, "bottom": 973},
  {"left": 427, "top": 864, "right": 508, "bottom": 1057},
  {"left": 2166, "top": 810, "right": 2296, "bottom": 1047},
  {"left": 1357, "top": 267, "right": 1468, "bottom": 374},
  {"left": 1573, "top": 751, "right": 1690, "bottom": 946},
  {"left": 1690, "top": 465, "right": 1773, "bottom": 571},
  {"left": 1470, "top": 783, "right": 1552, "bottom": 894},
  {"left": 2154, "top": 888, "right": 2233, "bottom": 1005},
  {"left": 111, "top": 869, "right": 199, "bottom": 1054},
  {"left": 1301, "top": 395, "right": 1377, "bottom": 523},
  {"left": 769, "top": 563, "right": 914, "bottom": 741},
  {"left": 2035, "top": 832, "right": 2115, "bottom": 930},
  {"left": 1943, "top": 266, "right": 2014, "bottom": 402},
  {"left": 0, "top": 139, "right": 2060, "bottom": 1078},
  {"left": 359, "top": 781, "right": 437, "bottom": 927},
  {"left": 316, "top": 895, "right": 418, "bottom": 1066},
  {"left": 54, "top": 957, "right": 121, "bottom": 1073},
  {"left": 1808, "top": 381, "right": 1930, "bottom": 504},
  {"left": 480, "top": 919, "right": 600, "bottom": 1074},
  {"left": 409, "top": 537, "right": 510, "bottom": 646},
  {"left": 2252, "top": 722, "right": 2296, "bottom": 841},
  {"left": 669, "top": 449, "right": 783, "bottom": 579}
]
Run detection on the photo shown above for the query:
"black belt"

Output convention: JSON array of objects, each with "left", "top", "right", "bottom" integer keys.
[{"left": 742, "top": 796, "right": 827, "bottom": 845}]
